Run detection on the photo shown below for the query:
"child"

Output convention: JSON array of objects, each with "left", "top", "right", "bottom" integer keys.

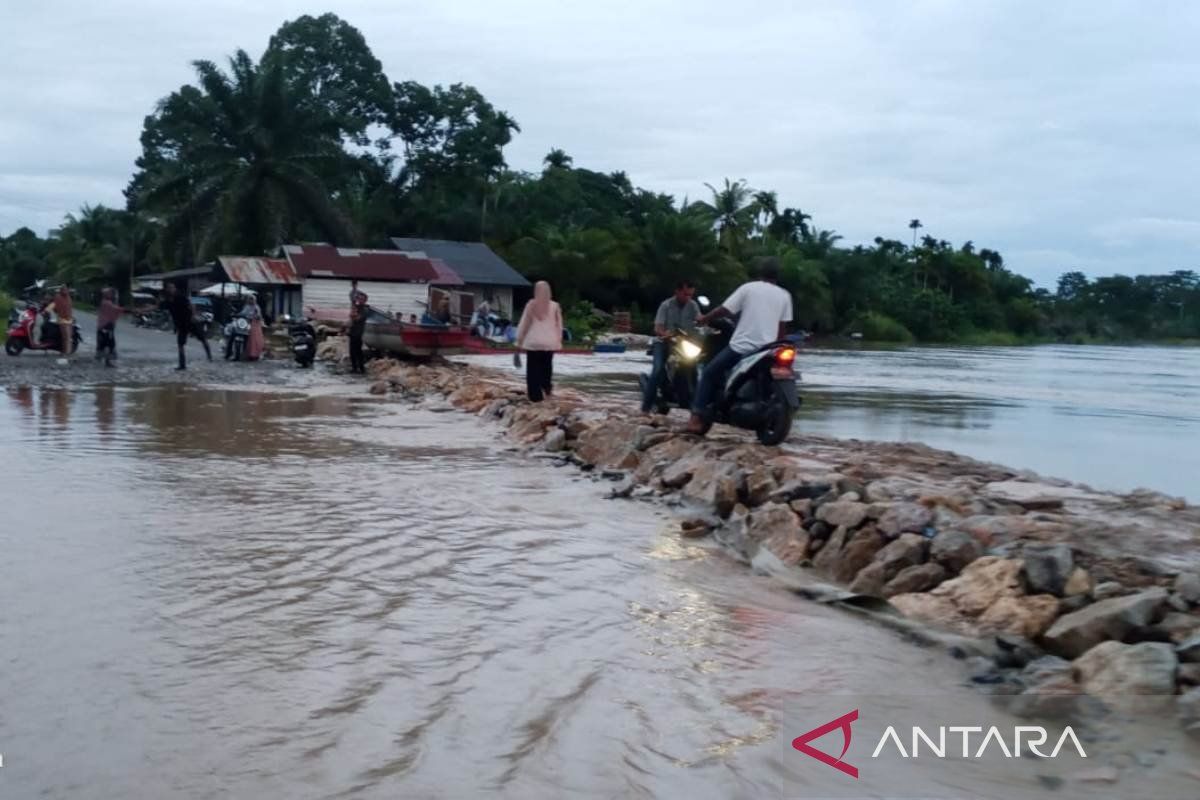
[{"left": 95, "top": 287, "right": 123, "bottom": 367}]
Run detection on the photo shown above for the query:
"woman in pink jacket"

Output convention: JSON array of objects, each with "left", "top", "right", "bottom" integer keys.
[{"left": 515, "top": 281, "right": 562, "bottom": 402}]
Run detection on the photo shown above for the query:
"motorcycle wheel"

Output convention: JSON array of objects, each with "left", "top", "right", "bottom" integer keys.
[
  {"left": 5, "top": 337, "right": 24, "bottom": 356},
  {"left": 756, "top": 390, "right": 794, "bottom": 446}
]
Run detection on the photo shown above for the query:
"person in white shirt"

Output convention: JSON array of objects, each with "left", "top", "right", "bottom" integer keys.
[{"left": 686, "top": 258, "right": 793, "bottom": 433}]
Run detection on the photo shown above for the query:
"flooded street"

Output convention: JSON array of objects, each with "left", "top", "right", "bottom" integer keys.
[
  {"left": 9, "top": 384, "right": 1185, "bottom": 799},
  {"left": 492, "top": 343, "right": 1200, "bottom": 500}
]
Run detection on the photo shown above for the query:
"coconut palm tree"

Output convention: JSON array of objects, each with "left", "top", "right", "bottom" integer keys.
[
  {"left": 691, "top": 178, "right": 758, "bottom": 255},
  {"left": 753, "top": 190, "right": 778, "bottom": 236},
  {"left": 136, "top": 49, "right": 355, "bottom": 262}
]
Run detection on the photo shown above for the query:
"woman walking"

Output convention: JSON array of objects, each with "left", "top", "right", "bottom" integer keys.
[
  {"left": 242, "top": 295, "right": 265, "bottom": 361},
  {"left": 515, "top": 280, "right": 562, "bottom": 402}
]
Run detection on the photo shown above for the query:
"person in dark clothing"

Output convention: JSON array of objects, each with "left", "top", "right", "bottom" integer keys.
[
  {"left": 348, "top": 299, "right": 367, "bottom": 374},
  {"left": 95, "top": 287, "right": 123, "bottom": 367},
  {"left": 163, "top": 282, "right": 211, "bottom": 370}
]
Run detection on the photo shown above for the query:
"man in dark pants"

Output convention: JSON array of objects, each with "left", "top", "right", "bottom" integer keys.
[
  {"left": 163, "top": 282, "right": 211, "bottom": 370},
  {"left": 642, "top": 280, "right": 699, "bottom": 413},
  {"left": 348, "top": 297, "right": 367, "bottom": 374}
]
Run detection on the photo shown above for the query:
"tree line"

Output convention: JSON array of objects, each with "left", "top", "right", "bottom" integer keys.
[{"left": 2, "top": 12, "right": 1197, "bottom": 343}]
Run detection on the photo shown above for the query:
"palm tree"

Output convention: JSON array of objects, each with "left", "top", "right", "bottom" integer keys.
[
  {"left": 800, "top": 228, "right": 843, "bottom": 260},
  {"left": 908, "top": 218, "right": 923, "bottom": 248},
  {"left": 137, "top": 50, "right": 355, "bottom": 262},
  {"left": 692, "top": 178, "right": 758, "bottom": 255},
  {"left": 543, "top": 148, "right": 573, "bottom": 171},
  {"left": 768, "top": 207, "right": 812, "bottom": 244},
  {"left": 753, "top": 190, "right": 778, "bottom": 236}
]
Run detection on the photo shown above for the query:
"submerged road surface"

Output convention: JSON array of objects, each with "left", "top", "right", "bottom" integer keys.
[{"left": 1, "top": 385, "right": 1195, "bottom": 798}]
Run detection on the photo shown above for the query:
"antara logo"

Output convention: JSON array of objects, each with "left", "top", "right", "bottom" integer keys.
[{"left": 792, "top": 710, "right": 1088, "bottom": 779}]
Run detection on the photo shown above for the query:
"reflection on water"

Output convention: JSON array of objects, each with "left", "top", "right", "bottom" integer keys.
[
  {"left": 7, "top": 385, "right": 1163, "bottom": 800},
  {"left": 514, "top": 344, "right": 1200, "bottom": 500}
]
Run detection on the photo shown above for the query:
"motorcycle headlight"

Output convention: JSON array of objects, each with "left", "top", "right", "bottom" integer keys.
[{"left": 679, "top": 339, "right": 702, "bottom": 360}]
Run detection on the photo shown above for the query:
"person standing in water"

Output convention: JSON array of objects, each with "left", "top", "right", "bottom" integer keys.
[
  {"left": 95, "top": 287, "right": 123, "bottom": 367},
  {"left": 163, "top": 282, "right": 211, "bottom": 370},
  {"left": 348, "top": 295, "right": 367, "bottom": 374},
  {"left": 515, "top": 280, "right": 562, "bottom": 402},
  {"left": 242, "top": 295, "right": 265, "bottom": 361}
]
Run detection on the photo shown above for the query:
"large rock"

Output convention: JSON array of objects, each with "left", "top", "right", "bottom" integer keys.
[
  {"left": 877, "top": 503, "right": 934, "bottom": 537},
  {"left": 849, "top": 562, "right": 887, "bottom": 596},
  {"left": 889, "top": 593, "right": 970, "bottom": 634},
  {"left": 816, "top": 501, "right": 869, "bottom": 529},
  {"left": 935, "top": 557, "right": 1026, "bottom": 617},
  {"left": 978, "top": 595, "right": 1061, "bottom": 638},
  {"left": 1042, "top": 588, "right": 1170, "bottom": 659},
  {"left": 573, "top": 423, "right": 640, "bottom": 470},
  {"left": 1074, "top": 641, "right": 1179, "bottom": 697},
  {"left": 930, "top": 530, "right": 983, "bottom": 574},
  {"left": 660, "top": 448, "right": 712, "bottom": 488},
  {"left": 634, "top": 437, "right": 700, "bottom": 482},
  {"left": 745, "top": 503, "right": 810, "bottom": 566},
  {"left": 1022, "top": 544, "right": 1075, "bottom": 597},
  {"left": 681, "top": 461, "right": 743, "bottom": 517},
  {"left": 1063, "top": 567, "right": 1093, "bottom": 598},
  {"left": 811, "top": 525, "right": 851, "bottom": 575},
  {"left": 831, "top": 527, "right": 886, "bottom": 584},
  {"left": 769, "top": 480, "right": 833, "bottom": 504},
  {"left": 744, "top": 466, "right": 778, "bottom": 507},
  {"left": 1175, "top": 572, "right": 1200, "bottom": 606},
  {"left": 541, "top": 428, "right": 567, "bottom": 452},
  {"left": 957, "top": 514, "right": 1033, "bottom": 548},
  {"left": 875, "top": 534, "right": 929, "bottom": 581},
  {"left": 884, "top": 563, "right": 948, "bottom": 597},
  {"left": 1178, "top": 634, "right": 1200, "bottom": 663}
]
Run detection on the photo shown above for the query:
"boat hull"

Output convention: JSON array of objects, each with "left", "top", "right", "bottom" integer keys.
[{"left": 363, "top": 322, "right": 470, "bottom": 357}]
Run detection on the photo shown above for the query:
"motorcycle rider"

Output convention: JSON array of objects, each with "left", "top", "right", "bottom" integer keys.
[
  {"left": 95, "top": 287, "right": 123, "bottom": 367},
  {"left": 686, "top": 258, "right": 793, "bottom": 435},
  {"left": 641, "top": 280, "right": 700, "bottom": 414}
]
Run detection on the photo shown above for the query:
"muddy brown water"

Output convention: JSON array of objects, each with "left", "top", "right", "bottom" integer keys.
[{"left": 1, "top": 385, "right": 1196, "bottom": 799}]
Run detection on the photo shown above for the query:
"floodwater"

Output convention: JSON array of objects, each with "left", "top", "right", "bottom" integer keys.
[
  {"left": 2, "top": 385, "right": 1196, "bottom": 799},
  {"left": 487, "top": 344, "right": 1200, "bottom": 501}
]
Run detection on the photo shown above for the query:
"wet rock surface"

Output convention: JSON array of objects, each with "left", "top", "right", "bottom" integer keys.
[{"left": 354, "top": 358, "right": 1200, "bottom": 718}]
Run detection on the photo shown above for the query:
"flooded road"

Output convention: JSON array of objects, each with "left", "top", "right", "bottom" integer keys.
[
  {"left": 1, "top": 386, "right": 1195, "bottom": 799},
  {"left": 477, "top": 344, "right": 1200, "bottom": 500}
]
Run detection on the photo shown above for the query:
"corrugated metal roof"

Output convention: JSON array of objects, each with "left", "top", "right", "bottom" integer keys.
[
  {"left": 283, "top": 244, "right": 464, "bottom": 285},
  {"left": 391, "top": 238, "right": 530, "bottom": 287},
  {"left": 218, "top": 256, "right": 299, "bottom": 285}
]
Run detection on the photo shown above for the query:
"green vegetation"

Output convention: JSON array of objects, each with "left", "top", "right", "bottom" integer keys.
[
  {"left": 1, "top": 12, "right": 1197, "bottom": 343},
  {"left": 0, "top": 291, "right": 11, "bottom": 343}
]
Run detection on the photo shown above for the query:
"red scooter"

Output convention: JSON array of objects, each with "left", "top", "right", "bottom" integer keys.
[{"left": 4, "top": 304, "right": 83, "bottom": 356}]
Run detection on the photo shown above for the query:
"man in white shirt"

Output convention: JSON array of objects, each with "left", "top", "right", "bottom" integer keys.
[{"left": 686, "top": 258, "right": 793, "bottom": 433}]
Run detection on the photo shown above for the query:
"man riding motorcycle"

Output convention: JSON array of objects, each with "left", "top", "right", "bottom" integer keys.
[
  {"left": 641, "top": 280, "right": 701, "bottom": 414},
  {"left": 686, "top": 258, "right": 794, "bottom": 435}
]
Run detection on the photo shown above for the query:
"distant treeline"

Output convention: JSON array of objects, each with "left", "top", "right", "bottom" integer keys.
[{"left": 1, "top": 12, "right": 1196, "bottom": 343}]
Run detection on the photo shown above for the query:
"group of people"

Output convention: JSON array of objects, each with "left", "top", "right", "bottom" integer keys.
[{"left": 512, "top": 259, "right": 793, "bottom": 436}]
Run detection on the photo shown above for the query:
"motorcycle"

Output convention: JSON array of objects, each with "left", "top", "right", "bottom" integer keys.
[
  {"left": 638, "top": 330, "right": 705, "bottom": 414},
  {"left": 223, "top": 316, "right": 251, "bottom": 361},
  {"left": 642, "top": 308, "right": 802, "bottom": 445},
  {"left": 5, "top": 304, "right": 84, "bottom": 356},
  {"left": 285, "top": 315, "right": 317, "bottom": 367}
]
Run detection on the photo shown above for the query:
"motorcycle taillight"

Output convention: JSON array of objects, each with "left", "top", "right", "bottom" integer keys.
[{"left": 770, "top": 347, "right": 796, "bottom": 379}]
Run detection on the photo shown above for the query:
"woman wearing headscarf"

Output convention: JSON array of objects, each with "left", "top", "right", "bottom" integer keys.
[
  {"left": 515, "top": 280, "right": 562, "bottom": 402},
  {"left": 241, "top": 295, "right": 265, "bottom": 361},
  {"left": 45, "top": 284, "right": 75, "bottom": 357}
]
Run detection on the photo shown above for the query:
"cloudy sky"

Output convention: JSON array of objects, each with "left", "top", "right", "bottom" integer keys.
[{"left": 1, "top": 0, "right": 1197, "bottom": 286}]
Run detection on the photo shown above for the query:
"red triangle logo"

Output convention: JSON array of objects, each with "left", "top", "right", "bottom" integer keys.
[{"left": 791, "top": 709, "right": 860, "bottom": 779}]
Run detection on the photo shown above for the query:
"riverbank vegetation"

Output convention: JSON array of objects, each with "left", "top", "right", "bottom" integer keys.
[{"left": 1, "top": 13, "right": 1197, "bottom": 344}]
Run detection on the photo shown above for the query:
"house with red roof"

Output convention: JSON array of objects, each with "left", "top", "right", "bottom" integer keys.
[{"left": 282, "top": 244, "right": 466, "bottom": 322}]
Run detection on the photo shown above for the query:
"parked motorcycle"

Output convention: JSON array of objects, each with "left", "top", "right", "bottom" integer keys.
[
  {"left": 223, "top": 316, "right": 251, "bottom": 361},
  {"left": 285, "top": 315, "right": 317, "bottom": 367},
  {"left": 5, "top": 305, "right": 84, "bottom": 356}
]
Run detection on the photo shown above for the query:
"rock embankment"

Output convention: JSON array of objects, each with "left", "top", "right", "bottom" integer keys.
[{"left": 364, "top": 357, "right": 1200, "bottom": 733}]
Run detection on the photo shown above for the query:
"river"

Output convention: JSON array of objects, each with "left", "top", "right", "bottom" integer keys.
[
  {"left": 497, "top": 344, "right": 1200, "bottom": 501},
  {"left": 10, "top": 383, "right": 1196, "bottom": 799}
]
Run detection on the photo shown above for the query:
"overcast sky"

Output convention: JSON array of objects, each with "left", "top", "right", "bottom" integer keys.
[{"left": 1, "top": 0, "right": 1197, "bottom": 286}]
